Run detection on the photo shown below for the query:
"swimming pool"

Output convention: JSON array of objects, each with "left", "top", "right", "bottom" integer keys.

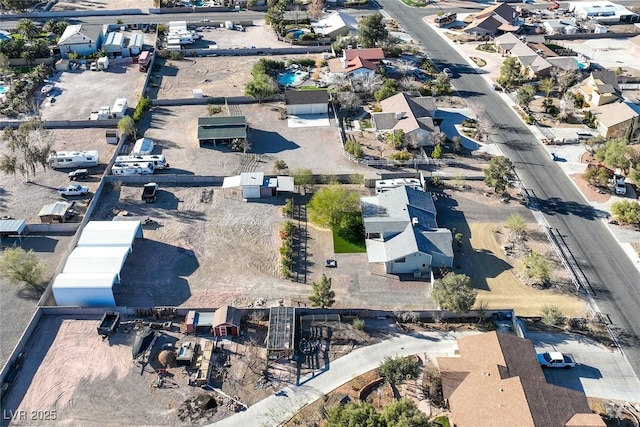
[
  {"left": 277, "top": 70, "right": 308, "bottom": 87},
  {"left": 0, "top": 85, "right": 7, "bottom": 94},
  {"left": 287, "top": 29, "right": 307, "bottom": 40}
]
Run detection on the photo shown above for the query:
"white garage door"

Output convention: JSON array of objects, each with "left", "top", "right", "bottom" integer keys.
[{"left": 288, "top": 103, "right": 328, "bottom": 115}]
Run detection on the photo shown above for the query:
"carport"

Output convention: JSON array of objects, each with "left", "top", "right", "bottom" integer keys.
[
  {"left": 76, "top": 220, "right": 143, "bottom": 251},
  {"left": 197, "top": 116, "right": 247, "bottom": 147},
  {"left": 0, "top": 219, "right": 26, "bottom": 245}
]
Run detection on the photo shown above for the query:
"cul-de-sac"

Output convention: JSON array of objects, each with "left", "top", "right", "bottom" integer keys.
[{"left": 1, "top": 0, "right": 640, "bottom": 425}]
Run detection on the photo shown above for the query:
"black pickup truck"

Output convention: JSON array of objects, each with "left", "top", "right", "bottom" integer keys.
[
  {"left": 142, "top": 183, "right": 158, "bottom": 203},
  {"left": 97, "top": 311, "right": 121, "bottom": 337}
]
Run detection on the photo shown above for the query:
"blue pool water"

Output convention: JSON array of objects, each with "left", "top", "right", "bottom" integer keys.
[
  {"left": 194, "top": 0, "right": 203, "bottom": 5},
  {"left": 288, "top": 29, "right": 305, "bottom": 40},
  {"left": 0, "top": 85, "right": 7, "bottom": 94},
  {"left": 278, "top": 72, "right": 296, "bottom": 86}
]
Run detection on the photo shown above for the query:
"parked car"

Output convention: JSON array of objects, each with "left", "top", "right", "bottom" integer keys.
[
  {"left": 141, "top": 182, "right": 158, "bottom": 203},
  {"left": 57, "top": 184, "right": 89, "bottom": 197},
  {"left": 90, "top": 62, "right": 98, "bottom": 71},
  {"left": 68, "top": 169, "right": 89, "bottom": 180},
  {"left": 41, "top": 84, "right": 54, "bottom": 95},
  {"left": 443, "top": 68, "right": 454, "bottom": 78},
  {"left": 537, "top": 352, "right": 576, "bottom": 368},
  {"left": 614, "top": 175, "right": 627, "bottom": 195}
]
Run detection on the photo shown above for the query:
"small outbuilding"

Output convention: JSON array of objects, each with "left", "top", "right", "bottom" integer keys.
[
  {"left": 197, "top": 116, "right": 248, "bottom": 147},
  {"left": 222, "top": 173, "right": 294, "bottom": 199},
  {"left": 127, "top": 32, "right": 144, "bottom": 56},
  {"left": 212, "top": 305, "right": 241, "bottom": 337},
  {"left": 103, "top": 31, "right": 125, "bottom": 56},
  {"left": 38, "top": 202, "right": 73, "bottom": 223},
  {"left": 0, "top": 219, "right": 26, "bottom": 245},
  {"left": 285, "top": 89, "right": 329, "bottom": 116}
]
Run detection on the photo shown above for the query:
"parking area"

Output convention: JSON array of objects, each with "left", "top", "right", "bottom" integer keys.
[
  {"left": 141, "top": 103, "right": 365, "bottom": 176},
  {"left": 530, "top": 332, "right": 640, "bottom": 402},
  {"left": 172, "top": 21, "right": 286, "bottom": 51},
  {"left": 38, "top": 61, "right": 147, "bottom": 121}
]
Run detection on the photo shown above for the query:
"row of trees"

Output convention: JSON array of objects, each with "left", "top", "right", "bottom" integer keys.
[{"left": 244, "top": 58, "right": 281, "bottom": 102}]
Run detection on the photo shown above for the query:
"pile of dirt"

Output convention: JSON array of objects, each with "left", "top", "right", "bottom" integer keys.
[
  {"left": 157, "top": 350, "right": 176, "bottom": 368},
  {"left": 177, "top": 394, "right": 218, "bottom": 424}
]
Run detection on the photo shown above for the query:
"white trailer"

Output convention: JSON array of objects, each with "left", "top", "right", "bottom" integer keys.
[
  {"left": 112, "top": 162, "right": 154, "bottom": 175},
  {"left": 375, "top": 178, "right": 423, "bottom": 194},
  {"left": 112, "top": 98, "right": 128, "bottom": 118},
  {"left": 48, "top": 150, "right": 100, "bottom": 169},
  {"left": 90, "top": 106, "right": 111, "bottom": 120},
  {"left": 115, "top": 154, "right": 169, "bottom": 170},
  {"left": 97, "top": 56, "right": 109, "bottom": 70}
]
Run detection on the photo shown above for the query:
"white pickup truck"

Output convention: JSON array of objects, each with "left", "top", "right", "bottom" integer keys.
[
  {"left": 57, "top": 184, "right": 89, "bottom": 197},
  {"left": 537, "top": 352, "right": 576, "bottom": 368}
]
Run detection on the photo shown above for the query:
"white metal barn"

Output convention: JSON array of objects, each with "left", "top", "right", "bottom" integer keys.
[
  {"left": 52, "top": 221, "right": 143, "bottom": 307},
  {"left": 127, "top": 32, "right": 144, "bottom": 56},
  {"left": 103, "top": 31, "right": 125, "bottom": 55},
  {"left": 52, "top": 273, "right": 120, "bottom": 306},
  {"left": 285, "top": 89, "right": 329, "bottom": 116}
]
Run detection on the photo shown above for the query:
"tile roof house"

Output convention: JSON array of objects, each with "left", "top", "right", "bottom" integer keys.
[
  {"left": 57, "top": 24, "right": 105, "bottom": 59},
  {"left": 494, "top": 33, "right": 553, "bottom": 78},
  {"left": 438, "top": 332, "right": 606, "bottom": 427},
  {"left": 327, "top": 48, "right": 385, "bottom": 78},
  {"left": 591, "top": 102, "right": 640, "bottom": 139},
  {"left": 464, "top": 2, "right": 520, "bottom": 36},
  {"left": 311, "top": 11, "right": 359, "bottom": 40},
  {"left": 360, "top": 186, "right": 453, "bottom": 276},
  {"left": 372, "top": 93, "right": 439, "bottom": 147},
  {"left": 580, "top": 71, "right": 621, "bottom": 108}
]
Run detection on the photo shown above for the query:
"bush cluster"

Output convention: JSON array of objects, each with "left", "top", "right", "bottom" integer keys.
[
  {"left": 133, "top": 96, "right": 152, "bottom": 121},
  {"left": 279, "top": 221, "right": 295, "bottom": 278}
]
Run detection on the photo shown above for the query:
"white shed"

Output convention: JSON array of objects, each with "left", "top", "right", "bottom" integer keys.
[
  {"left": 52, "top": 273, "right": 119, "bottom": 306},
  {"left": 103, "top": 31, "right": 125, "bottom": 55},
  {"left": 285, "top": 89, "right": 329, "bottom": 115},
  {"left": 62, "top": 246, "right": 131, "bottom": 280},
  {"left": 127, "top": 32, "right": 144, "bottom": 56},
  {"left": 77, "top": 221, "right": 143, "bottom": 250}
]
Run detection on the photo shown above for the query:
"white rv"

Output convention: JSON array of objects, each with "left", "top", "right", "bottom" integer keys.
[
  {"left": 48, "top": 150, "right": 100, "bottom": 169},
  {"left": 112, "top": 98, "right": 128, "bottom": 118},
  {"left": 114, "top": 154, "right": 169, "bottom": 170},
  {"left": 375, "top": 178, "right": 423, "bottom": 194},
  {"left": 112, "top": 162, "right": 154, "bottom": 175},
  {"left": 131, "top": 137, "right": 154, "bottom": 155}
]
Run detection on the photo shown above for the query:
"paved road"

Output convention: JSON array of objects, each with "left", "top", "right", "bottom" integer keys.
[
  {"left": 377, "top": 0, "right": 640, "bottom": 377},
  {"left": 211, "top": 331, "right": 466, "bottom": 427}
]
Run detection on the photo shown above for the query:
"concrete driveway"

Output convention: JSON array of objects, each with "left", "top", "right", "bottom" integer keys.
[{"left": 529, "top": 332, "right": 640, "bottom": 402}]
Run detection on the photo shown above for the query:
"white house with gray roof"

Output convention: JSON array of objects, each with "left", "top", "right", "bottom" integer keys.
[
  {"left": 360, "top": 186, "right": 453, "bottom": 276},
  {"left": 57, "top": 24, "right": 105, "bottom": 59},
  {"left": 371, "top": 93, "right": 439, "bottom": 147}
]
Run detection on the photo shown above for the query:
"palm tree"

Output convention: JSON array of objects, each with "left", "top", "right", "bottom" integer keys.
[{"left": 16, "top": 19, "right": 39, "bottom": 41}]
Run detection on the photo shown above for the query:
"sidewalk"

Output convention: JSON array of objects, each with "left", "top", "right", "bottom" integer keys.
[{"left": 211, "top": 331, "right": 468, "bottom": 426}]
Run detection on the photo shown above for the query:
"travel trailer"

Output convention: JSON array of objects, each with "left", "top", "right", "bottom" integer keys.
[
  {"left": 48, "top": 150, "right": 100, "bottom": 169},
  {"left": 111, "top": 162, "right": 154, "bottom": 175},
  {"left": 114, "top": 154, "right": 169, "bottom": 170},
  {"left": 131, "top": 137, "right": 154, "bottom": 155},
  {"left": 112, "top": 98, "right": 128, "bottom": 118},
  {"left": 375, "top": 178, "right": 423, "bottom": 194}
]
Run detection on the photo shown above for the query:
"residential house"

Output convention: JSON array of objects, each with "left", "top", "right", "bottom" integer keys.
[
  {"left": 285, "top": 89, "right": 329, "bottom": 115},
  {"left": 568, "top": 1, "right": 639, "bottom": 24},
  {"left": 197, "top": 116, "right": 247, "bottom": 147},
  {"left": 464, "top": 2, "right": 520, "bottom": 36},
  {"left": 438, "top": 331, "right": 606, "bottom": 427},
  {"left": 57, "top": 24, "right": 104, "bottom": 59},
  {"left": 327, "top": 47, "right": 385, "bottom": 78},
  {"left": 543, "top": 19, "right": 578, "bottom": 35},
  {"left": 494, "top": 33, "right": 553, "bottom": 78},
  {"left": 360, "top": 186, "right": 453, "bottom": 276},
  {"left": 212, "top": 305, "right": 241, "bottom": 337},
  {"left": 311, "top": 12, "right": 359, "bottom": 40},
  {"left": 591, "top": 102, "right": 640, "bottom": 139},
  {"left": 371, "top": 93, "right": 439, "bottom": 147},
  {"left": 580, "top": 71, "right": 621, "bottom": 107}
]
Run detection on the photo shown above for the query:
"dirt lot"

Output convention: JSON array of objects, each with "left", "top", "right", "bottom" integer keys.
[
  {"left": 138, "top": 103, "right": 366, "bottom": 176},
  {"left": 39, "top": 61, "right": 147, "bottom": 121},
  {"left": 52, "top": 0, "right": 152, "bottom": 11}
]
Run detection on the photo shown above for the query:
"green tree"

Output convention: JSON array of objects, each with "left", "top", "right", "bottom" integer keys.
[
  {"left": 16, "top": 18, "right": 39, "bottom": 41},
  {"left": 344, "top": 140, "right": 364, "bottom": 159},
  {"left": 541, "top": 305, "right": 563, "bottom": 326},
  {"left": 273, "top": 159, "right": 288, "bottom": 173},
  {"left": 358, "top": 13, "right": 388, "bottom": 48},
  {"left": 378, "top": 356, "right": 419, "bottom": 386},
  {"left": 0, "top": 53, "right": 10, "bottom": 77},
  {"left": 583, "top": 166, "right": 610, "bottom": 188},
  {"left": 516, "top": 84, "right": 536, "bottom": 109},
  {"left": 326, "top": 402, "right": 380, "bottom": 427},
  {"left": 381, "top": 399, "right": 430, "bottom": 427},
  {"left": 584, "top": 135, "right": 606, "bottom": 153},
  {"left": 308, "top": 184, "right": 361, "bottom": 228},
  {"left": 291, "top": 168, "right": 313, "bottom": 192},
  {"left": 432, "top": 143, "right": 443, "bottom": 159},
  {"left": 244, "top": 73, "right": 278, "bottom": 103},
  {"left": 375, "top": 79, "right": 398, "bottom": 101},
  {"left": 594, "top": 138, "right": 631, "bottom": 173},
  {"left": 432, "top": 272, "right": 477, "bottom": 313},
  {"left": 517, "top": 251, "right": 551, "bottom": 287},
  {"left": 117, "top": 116, "right": 136, "bottom": 140},
  {"left": 0, "top": 247, "right": 45, "bottom": 288},
  {"left": 484, "top": 156, "right": 515, "bottom": 194},
  {"left": 386, "top": 129, "right": 404, "bottom": 149},
  {"left": 433, "top": 72, "right": 451, "bottom": 95},
  {"left": 309, "top": 274, "right": 335, "bottom": 308},
  {"left": 504, "top": 213, "right": 526, "bottom": 239},
  {"left": 497, "top": 56, "right": 521, "bottom": 89},
  {"left": 611, "top": 200, "right": 640, "bottom": 225},
  {"left": 539, "top": 78, "right": 555, "bottom": 98}
]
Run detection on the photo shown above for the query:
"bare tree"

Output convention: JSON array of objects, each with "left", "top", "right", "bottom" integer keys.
[
  {"left": 335, "top": 92, "right": 362, "bottom": 113},
  {"left": 352, "top": 73, "right": 384, "bottom": 96},
  {"left": 307, "top": 0, "right": 325, "bottom": 20},
  {"left": 1, "top": 115, "right": 52, "bottom": 180}
]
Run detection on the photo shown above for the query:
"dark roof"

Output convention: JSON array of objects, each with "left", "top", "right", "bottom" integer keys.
[
  {"left": 285, "top": 89, "right": 329, "bottom": 105},
  {"left": 197, "top": 116, "right": 247, "bottom": 141},
  {"left": 592, "top": 70, "right": 620, "bottom": 93},
  {"left": 372, "top": 112, "right": 398, "bottom": 131},
  {"left": 213, "top": 305, "right": 241, "bottom": 327}
]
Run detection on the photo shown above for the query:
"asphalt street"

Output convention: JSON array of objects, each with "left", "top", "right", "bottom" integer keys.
[{"left": 376, "top": 0, "right": 640, "bottom": 377}]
